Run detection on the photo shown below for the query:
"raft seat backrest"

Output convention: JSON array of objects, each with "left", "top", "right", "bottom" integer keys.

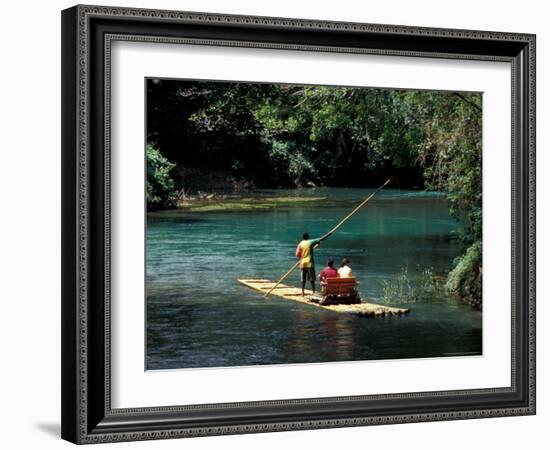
[
  {"left": 322, "top": 277, "right": 357, "bottom": 295},
  {"left": 325, "top": 277, "right": 357, "bottom": 284}
]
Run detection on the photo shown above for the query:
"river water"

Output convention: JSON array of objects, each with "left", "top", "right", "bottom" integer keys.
[{"left": 146, "top": 188, "right": 482, "bottom": 370}]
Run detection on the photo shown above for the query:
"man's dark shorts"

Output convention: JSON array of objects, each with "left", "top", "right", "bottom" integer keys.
[{"left": 301, "top": 266, "right": 315, "bottom": 282}]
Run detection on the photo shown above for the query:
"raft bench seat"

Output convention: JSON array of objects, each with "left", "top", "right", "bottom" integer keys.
[
  {"left": 321, "top": 277, "right": 358, "bottom": 296},
  {"left": 316, "top": 277, "right": 361, "bottom": 305}
]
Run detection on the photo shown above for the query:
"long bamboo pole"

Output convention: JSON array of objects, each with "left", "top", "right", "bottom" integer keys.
[{"left": 263, "top": 178, "right": 391, "bottom": 297}]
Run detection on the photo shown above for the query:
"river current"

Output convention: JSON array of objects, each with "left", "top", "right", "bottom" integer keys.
[{"left": 146, "top": 188, "right": 482, "bottom": 370}]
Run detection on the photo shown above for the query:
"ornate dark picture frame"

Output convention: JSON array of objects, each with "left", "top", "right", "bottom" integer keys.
[{"left": 61, "top": 4, "right": 536, "bottom": 444}]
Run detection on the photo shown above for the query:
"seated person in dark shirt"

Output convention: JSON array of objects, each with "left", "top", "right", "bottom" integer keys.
[{"left": 319, "top": 257, "right": 339, "bottom": 282}]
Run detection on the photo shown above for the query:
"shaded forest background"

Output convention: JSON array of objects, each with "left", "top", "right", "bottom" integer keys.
[{"left": 146, "top": 79, "right": 482, "bottom": 306}]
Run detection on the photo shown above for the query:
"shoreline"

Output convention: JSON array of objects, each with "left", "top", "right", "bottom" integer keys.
[{"left": 148, "top": 186, "right": 447, "bottom": 214}]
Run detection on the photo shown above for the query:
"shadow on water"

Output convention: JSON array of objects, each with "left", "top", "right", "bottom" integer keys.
[
  {"left": 146, "top": 188, "right": 481, "bottom": 370},
  {"left": 147, "top": 215, "right": 209, "bottom": 224}
]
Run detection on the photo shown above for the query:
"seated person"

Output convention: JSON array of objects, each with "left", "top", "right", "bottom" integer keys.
[
  {"left": 338, "top": 257, "right": 353, "bottom": 278},
  {"left": 319, "top": 258, "right": 339, "bottom": 282}
]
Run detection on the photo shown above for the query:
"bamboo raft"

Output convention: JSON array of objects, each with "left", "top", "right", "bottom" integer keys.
[{"left": 239, "top": 278, "right": 410, "bottom": 317}]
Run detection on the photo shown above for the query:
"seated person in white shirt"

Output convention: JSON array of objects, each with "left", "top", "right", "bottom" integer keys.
[{"left": 338, "top": 257, "right": 353, "bottom": 278}]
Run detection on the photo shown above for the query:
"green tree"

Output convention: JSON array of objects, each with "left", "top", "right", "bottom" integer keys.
[
  {"left": 146, "top": 144, "right": 177, "bottom": 210},
  {"left": 405, "top": 91, "right": 482, "bottom": 305}
]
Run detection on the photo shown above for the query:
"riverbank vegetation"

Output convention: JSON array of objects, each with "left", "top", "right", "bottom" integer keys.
[
  {"left": 146, "top": 79, "right": 482, "bottom": 306},
  {"left": 174, "top": 195, "right": 326, "bottom": 213}
]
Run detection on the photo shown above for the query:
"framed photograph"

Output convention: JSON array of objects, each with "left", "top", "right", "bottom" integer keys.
[{"left": 61, "top": 4, "right": 536, "bottom": 444}]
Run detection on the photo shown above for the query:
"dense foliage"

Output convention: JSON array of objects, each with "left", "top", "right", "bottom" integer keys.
[
  {"left": 146, "top": 79, "right": 482, "bottom": 305},
  {"left": 409, "top": 91, "right": 482, "bottom": 306},
  {"left": 146, "top": 144, "right": 177, "bottom": 210}
]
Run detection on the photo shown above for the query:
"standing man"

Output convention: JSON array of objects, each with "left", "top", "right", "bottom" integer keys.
[{"left": 296, "top": 231, "right": 332, "bottom": 295}]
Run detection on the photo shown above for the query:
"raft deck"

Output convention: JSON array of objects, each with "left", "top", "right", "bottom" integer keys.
[{"left": 238, "top": 278, "right": 409, "bottom": 317}]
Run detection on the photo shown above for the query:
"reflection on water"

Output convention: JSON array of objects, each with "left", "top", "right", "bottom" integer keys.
[{"left": 146, "top": 188, "right": 482, "bottom": 370}]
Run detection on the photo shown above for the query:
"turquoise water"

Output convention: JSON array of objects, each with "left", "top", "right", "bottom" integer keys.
[{"left": 146, "top": 188, "right": 482, "bottom": 370}]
